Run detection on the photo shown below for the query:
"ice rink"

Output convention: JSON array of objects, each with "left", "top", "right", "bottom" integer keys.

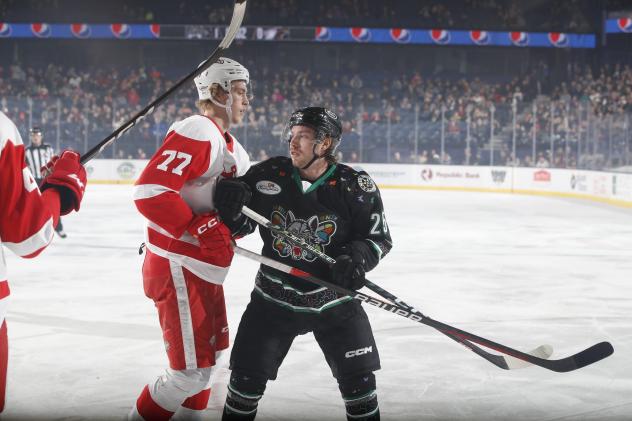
[{"left": 3, "top": 184, "right": 631, "bottom": 420}]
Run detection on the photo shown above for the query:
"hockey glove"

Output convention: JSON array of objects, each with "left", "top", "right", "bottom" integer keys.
[
  {"left": 39, "top": 151, "right": 87, "bottom": 215},
  {"left": 187, "top": 213, "right": 234, "bottom": 267},
  {"left": 215, "top": 179, "right": 252, "bottom": 222},
  {"left": 332, "top": 241, "right": 380, "bottom": 291}
]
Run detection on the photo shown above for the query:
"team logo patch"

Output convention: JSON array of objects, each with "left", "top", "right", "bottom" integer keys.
[
  {"left": 270, "top": 210, "right": 336, "bottom": 262},
  {"left": 256, "top": 180, "right": 282, "bottom": 195},
  {"left": 357, "top": 174, "right": 376, "bottom": 192}
]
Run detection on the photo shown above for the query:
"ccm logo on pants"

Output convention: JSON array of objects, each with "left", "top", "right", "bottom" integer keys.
[{"left": 345, "top": 346, "right": 373, "bottom": 359}]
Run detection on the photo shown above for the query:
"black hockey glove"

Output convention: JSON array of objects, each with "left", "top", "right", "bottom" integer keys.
[
  {"left": 214, "top": 179, "right": 252, "bottom": 223},
  {"left": 331, "top": 241, "right": 379, "bottom": 291}
]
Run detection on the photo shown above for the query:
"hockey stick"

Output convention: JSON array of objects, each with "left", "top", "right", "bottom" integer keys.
[
  {"left": 79, "top": 0, "right": 248, "bottom": 164},
  {"left": 233, "top": 245, "right": 613, "bottom": 373},
  {"left": 240, "top": 206, "right": 552, "bottom": 370},
  {"left": 239, "top": 206, "right": 613, "bottom": 372},
  {"left": 360, "top": 279, "right": 552, "bottom": 369}
]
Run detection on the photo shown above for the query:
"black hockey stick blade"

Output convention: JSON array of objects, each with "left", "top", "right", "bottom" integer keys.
[
  {"left": 80, "top": 0, "right": 248, "bottom": 164},
  {"left": 233, "top": 245, "right": 614, "bottom": 373},
  {"left": 437, "top": 322, "right": 614, "bottom": 373},
  {"left": 542, "top": 341, "right": 613, "bottom": 372}
]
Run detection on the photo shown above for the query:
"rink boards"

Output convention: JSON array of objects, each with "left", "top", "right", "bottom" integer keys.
[{"left": 85, "top": 159, "right": 632, "bottom": 208}]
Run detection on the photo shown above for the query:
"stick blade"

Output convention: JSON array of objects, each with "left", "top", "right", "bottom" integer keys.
[
  {"left": 219, "top": 0, "right": 248, "bottom": 49},
  {"left": 569, "top": 341, "right": 614, "bottom": 371}
]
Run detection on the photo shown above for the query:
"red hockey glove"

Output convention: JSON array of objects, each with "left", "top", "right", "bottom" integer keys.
[
  {"left": 187, "top": 213, "right": 234, "bottom": 267},
  {"left": 40, "top": 151, "right": 87, "bottom": 215}
]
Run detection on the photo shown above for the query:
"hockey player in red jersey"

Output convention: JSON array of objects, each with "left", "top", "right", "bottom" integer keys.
[
  {"left": 0, "top": 111, "right": 87, "bottom": 412},
  {"left": 129, "top": 57, "right": 252, "bottom": 421}
]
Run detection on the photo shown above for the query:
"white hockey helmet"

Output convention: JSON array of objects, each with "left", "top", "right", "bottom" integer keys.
[{"left": 194, "top": 57, "right": 250, "bottom": 100}]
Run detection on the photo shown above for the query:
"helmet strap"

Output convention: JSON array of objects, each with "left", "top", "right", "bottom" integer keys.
[
  {"left": 301, "top": 143, "right": 324, "bottom": 170},
  {"left": 208, "top": 84, "right": 234, "bottom": 122}
]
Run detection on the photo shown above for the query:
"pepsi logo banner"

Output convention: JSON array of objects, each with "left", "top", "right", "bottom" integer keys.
[
  {"left": 606, "top": 17, "right": 632, "bottom": 33},
  {"left": 470, "top": 30, "right": 490, "bottom": 45},
  {"left": 0, "top": 22, "right": 597, "bottom": 48},
  {"left": 310, "top": 27, "right": 595, "bottom": 48},
  {"left": 349, "top": 27, "right": 371, "bottom": 42},
  {"left": 390, "top": 28, "right": 411, "bottom": 43},
  {"left": 71, "top": 24, "right": 91, "bottom": 38},
  {"left": 0, "top": 23, "right": 159, "bottom": 39},
  {"left": 0, "top": 23, "right": 12, "bottom": 37}
]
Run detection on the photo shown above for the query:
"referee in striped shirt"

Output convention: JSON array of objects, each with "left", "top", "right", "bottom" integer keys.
[{"left": 25, "top": 127, "right": 67, "bottom": 238}]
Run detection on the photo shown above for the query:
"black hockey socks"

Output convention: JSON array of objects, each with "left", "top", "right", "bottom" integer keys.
[
  {"left": 222, "top": 372, "right": 267, "bottom": 421},
  {"left": 338, "top": 373, "right": 380, "bottom": 420}
]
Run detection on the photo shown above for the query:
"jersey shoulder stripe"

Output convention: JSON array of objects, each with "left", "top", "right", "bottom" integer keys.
[{"left": 168, "top": 115, "right": 224, "bottom": 144}]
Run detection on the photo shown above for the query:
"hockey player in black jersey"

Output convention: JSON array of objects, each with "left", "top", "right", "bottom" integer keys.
[{"left": 214, "top": 107, "right": 392, "bottom": 421}]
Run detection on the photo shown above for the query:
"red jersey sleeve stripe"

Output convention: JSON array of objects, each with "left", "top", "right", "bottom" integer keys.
[
  {"left": 133, "top": 184, "right": 177, "bottom": 200},
  {"left": 3, "top": 218, "right": 55, "bottom": 258}
]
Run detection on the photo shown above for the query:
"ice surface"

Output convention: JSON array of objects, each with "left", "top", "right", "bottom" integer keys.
[{"left": 3, "top": 185, "right": 631, "bottom": 420}]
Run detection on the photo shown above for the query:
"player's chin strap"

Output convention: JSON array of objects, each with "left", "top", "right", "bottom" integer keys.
[
  {"left": 209, "top": 92, "right": 234, "bottom": 122},
  {"left": 301, "top": 143, "right": 325, "bottom": 170}
]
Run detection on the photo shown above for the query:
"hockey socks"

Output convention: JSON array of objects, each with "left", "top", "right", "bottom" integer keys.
[
  {"left": 222, "top": 372, "right": 266, "bottom": 421},
  {"left": 339, "top": 373, "right": 380, "bottom": 421},
  {"left": 131, "top": 385, "right": 175, "bottom": 421}
]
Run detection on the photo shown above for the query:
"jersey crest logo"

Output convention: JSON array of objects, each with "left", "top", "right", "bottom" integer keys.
[
  {"left": 357, "top": 174, "right": 376, "bottom": 192},
  {"left": 270, "top": 210, "right": 336, "bottom": 262}
]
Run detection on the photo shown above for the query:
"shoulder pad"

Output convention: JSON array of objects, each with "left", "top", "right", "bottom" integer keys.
[{"left": 169, "top": 115, "right": 222, "bottom": 142}]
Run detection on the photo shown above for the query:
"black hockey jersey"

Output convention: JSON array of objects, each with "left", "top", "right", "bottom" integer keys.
[{"left": 235, "top": 156, "right": 393, "bottom": 312}]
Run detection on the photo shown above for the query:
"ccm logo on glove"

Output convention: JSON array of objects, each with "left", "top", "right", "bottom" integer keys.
[{"left": 195, "top": 216, "right": 219, "bottom": 235}]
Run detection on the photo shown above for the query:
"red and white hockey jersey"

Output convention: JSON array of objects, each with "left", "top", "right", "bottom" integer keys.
[
  {"left": 133, "top": 115, "right": 250, "bottom": 284},
  {"left": 0, "top": 112, "right": 58, "bottom": 319}
]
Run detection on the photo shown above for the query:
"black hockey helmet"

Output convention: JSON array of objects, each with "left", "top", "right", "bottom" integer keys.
[
  {"left": 30, "top": 126, "right": 42, "bottom": 135},
  {"left": 283, "top": 107, "right": 342, "bottom": 149}
]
